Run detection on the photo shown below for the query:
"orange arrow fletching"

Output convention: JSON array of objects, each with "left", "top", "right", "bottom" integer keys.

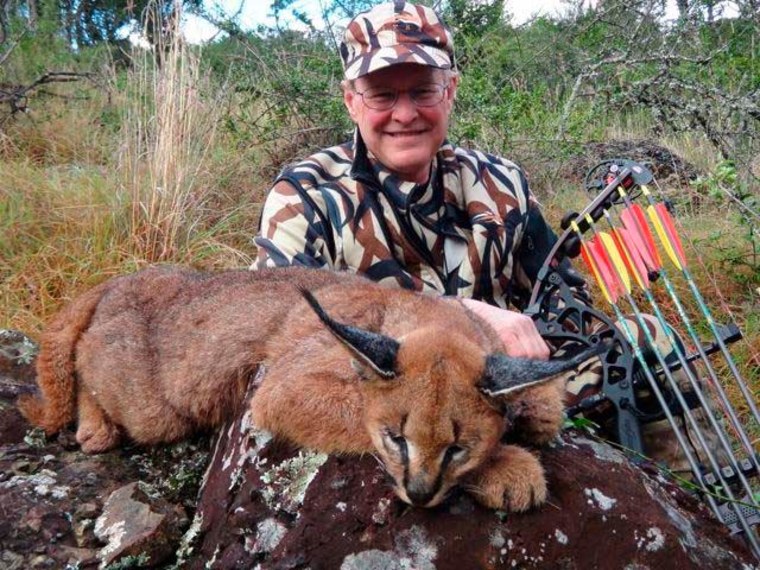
[
  {"left": 621, "top": 204, "right": 662, "bottom": 270},
  {"left": 580, "top": 241, "right": 616, "bottom": 304},
  {"left": 612, "top": 227, "right": 649, "bottom": 290}
]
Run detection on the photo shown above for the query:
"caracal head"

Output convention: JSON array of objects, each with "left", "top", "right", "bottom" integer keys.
[
  {"left": 362, "top": 329, "right": 505, "bottom": 507},
  {"left": 301, "top": 289, "right": 604, "bottom": 508}
]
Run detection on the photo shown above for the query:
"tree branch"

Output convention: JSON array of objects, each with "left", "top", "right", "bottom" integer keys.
[{"left": 0, "top": 71, "right": 97, "bottom": 120}]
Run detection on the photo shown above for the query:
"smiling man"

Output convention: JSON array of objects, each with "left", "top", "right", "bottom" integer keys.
[{"left": 252, "top": 1, "right": 573, "bottom": 360}]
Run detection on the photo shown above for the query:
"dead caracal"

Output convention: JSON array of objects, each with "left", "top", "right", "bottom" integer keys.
[{"left": 18, "top": 265, "right": 599, "bottom": 512}]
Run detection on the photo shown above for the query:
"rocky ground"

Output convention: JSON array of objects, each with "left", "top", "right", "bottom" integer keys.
[{"left": 0, "top": 329, "right": 757, "bottom": 569}]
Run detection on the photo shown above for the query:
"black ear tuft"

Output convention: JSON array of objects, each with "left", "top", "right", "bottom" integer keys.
[
  {"left": 300, "top": 288, "right": 399, "bottom": 379},
  {"left": 478, "top": 343, "right": 606, "bottom": 398}
]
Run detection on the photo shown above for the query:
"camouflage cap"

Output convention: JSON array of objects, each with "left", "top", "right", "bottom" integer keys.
[{"left": 340, "top": 1, "right": 455, "bottom": 80}]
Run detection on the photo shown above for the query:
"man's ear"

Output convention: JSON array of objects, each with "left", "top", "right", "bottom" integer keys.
[
  {"left": 442, "top": 72, "right": 458, "bottom": 117},
  {"left": 446, "top": 73, "right": 459, "bottom": 102},
  {"left": 342, "top": 80, "right": 359, "bottom": 123}
]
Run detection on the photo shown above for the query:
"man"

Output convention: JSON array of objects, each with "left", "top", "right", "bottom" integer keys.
[{"left": 252, "top": 1, "right": 576, "bottom": 360}]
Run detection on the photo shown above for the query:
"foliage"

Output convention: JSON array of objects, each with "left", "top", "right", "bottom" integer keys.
[
  {"left": 693, "top": 161, "right": 760, "bottom": 278},
  {"left": 0, "top": 0, "right": 203, "bottom": 49},
  {"left": 201, "top": 27, "right": 351, "bottom": 176},
  {"left": 269, "top": 0, "right": 378, "bottom": 28}
]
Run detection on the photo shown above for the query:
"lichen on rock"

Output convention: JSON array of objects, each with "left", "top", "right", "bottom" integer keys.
[{"left": 258, "top": 450, "right": 328, "bottom": 514}]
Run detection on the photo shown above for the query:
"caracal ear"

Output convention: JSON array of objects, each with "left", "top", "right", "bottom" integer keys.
[
  {"left": 478, "top": 344, "right": 605, "bottom": 398},
  {"left": 300, "top": 289, "right": 399, "bottom": 379}
]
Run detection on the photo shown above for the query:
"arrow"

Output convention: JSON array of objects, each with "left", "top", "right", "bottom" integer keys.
[
  {"left": 615, "top": 187, "right": 760, "bottom": 466},
  {"left": 639, "top": 184, "right": 760, "bottom": 430}
]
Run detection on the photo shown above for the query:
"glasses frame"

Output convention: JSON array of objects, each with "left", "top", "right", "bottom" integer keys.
[{"left": 353, "top": 82, "right": 450, "bottom": 111}]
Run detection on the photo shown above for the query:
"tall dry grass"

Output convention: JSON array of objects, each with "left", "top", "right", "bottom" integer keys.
[
  {"left": 1, "top": 2, "right": 259, "bottom": 333},
  {"left": 120, "top": 1, "right": 224, "bottom": 263}
]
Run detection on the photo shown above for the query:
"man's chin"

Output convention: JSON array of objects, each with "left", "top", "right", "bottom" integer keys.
[{"left": 383, "top": 151, "right": 433, "bottom": 174}]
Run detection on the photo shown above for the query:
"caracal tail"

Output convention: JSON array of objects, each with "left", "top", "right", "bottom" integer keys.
[{"left": 17, "top": 281, "right": 111, "bottom": 434}]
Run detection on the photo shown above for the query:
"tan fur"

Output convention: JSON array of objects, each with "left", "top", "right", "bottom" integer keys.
[
  {"left": 19, "top": 265, "right": 565, "bottom": 511},
  {"left": 18, "top": 280, "right": 112, "bottom": 433}
]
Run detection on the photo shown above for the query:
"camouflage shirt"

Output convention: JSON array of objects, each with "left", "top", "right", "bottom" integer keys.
[{"left": 253, "top": 135, "right": 560, "bottom": 309}]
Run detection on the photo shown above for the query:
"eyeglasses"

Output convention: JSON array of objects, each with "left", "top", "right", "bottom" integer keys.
[{"left": 353, "top": 83, "right": 449, "bottom": 111}]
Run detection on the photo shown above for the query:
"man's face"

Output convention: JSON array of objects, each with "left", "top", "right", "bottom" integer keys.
[{"left": 343, "top": 64, "right": 457, "bottom": 184}]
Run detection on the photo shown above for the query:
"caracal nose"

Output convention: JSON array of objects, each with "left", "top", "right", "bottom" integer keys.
[{"left": 406, "top": 479, "right": 437, "bottom": 506}]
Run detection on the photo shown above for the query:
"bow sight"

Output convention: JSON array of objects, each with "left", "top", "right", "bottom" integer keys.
[{"left": 525, "top": 159, "right": 760, "bottom": 556}]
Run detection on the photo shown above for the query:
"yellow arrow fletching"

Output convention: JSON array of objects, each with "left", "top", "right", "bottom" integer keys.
[
  {"left": 646, "top": 204, "right": 683, "bottom": 271},
  {"left": 599, "top": 231, "right": 631, "bottom": 294}
]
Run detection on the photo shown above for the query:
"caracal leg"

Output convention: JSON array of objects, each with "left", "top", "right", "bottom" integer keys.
[{"left": 75, "top": 389, "right": 121, "bottom": 453}]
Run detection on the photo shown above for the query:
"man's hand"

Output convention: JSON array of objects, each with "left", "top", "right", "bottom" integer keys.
[{"left": 461, "top": 298, "right": 550, "bottom": 360}]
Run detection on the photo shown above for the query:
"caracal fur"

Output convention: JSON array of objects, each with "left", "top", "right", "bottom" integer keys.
[{"left": 19, "top": 265, "right": 593, "bottom": 512}]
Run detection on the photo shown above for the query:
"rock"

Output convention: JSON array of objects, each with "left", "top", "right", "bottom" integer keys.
[
  {"left": 48, "top": 545, "right": 99, "bottom": 567},
  {"left": 189, "top": 412, "right": 755, "bottom": 569},
  {"left": 0, "top": 549, "right": 25, "bottom": 570},
  {"left": 0, "top": 330, "right": 39, "bottom": 445},
  {"left": 0, "top": 330, "right": 208, "bottom": 569},
  {"left": 94, "top": 482, "right": 188, "bottom": 567}
]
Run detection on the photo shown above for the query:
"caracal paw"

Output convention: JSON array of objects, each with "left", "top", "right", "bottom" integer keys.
[
  {"left": 76, "top": 421, "right": 120, "bottom": 454},
  {"left": 469, "top": 444, "right": 547, "bottom": 512}
]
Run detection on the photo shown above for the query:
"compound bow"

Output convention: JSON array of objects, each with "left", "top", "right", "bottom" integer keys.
[{"left": 525, "top": 159, "right": 760, "bottom": 556}]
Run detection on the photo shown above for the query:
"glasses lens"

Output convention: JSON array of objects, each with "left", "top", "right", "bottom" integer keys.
[
  {"left": 358, "top": 83, "right": 446, "bottom": 110},
  {"left": 361, "top": 88, "right": 397, "bottom": 110},
  {"left": 411, "top": 84, "right": 445, "bottom": 107}
]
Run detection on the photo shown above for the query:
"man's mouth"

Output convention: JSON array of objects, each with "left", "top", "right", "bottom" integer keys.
[{"left": 386, "top": 130, "right": 427, "bottom": 138}]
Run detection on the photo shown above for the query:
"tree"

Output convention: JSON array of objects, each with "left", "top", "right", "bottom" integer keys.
[{"left": 62, "top": 0, "right": 202, "bottom": 48}]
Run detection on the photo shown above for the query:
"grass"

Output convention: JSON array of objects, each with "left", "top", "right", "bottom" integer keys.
[
  {"left": 0, "top": 9, "right": 263, "bottom": 333},
  {"left": 120, "top": 9, "right": 226, "bottom": 264}
]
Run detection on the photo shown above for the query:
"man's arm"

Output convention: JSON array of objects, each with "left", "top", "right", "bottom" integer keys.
[{"left": 252, "top": 180, "right": 338, "bottom": 270}]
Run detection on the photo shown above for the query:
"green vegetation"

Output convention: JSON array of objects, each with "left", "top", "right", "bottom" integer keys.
[{"left": 0, "top": 1, "right": 757, "bottom": 410}]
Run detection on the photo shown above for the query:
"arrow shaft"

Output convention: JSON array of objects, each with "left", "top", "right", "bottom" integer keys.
[{"left": 657, "top": 271, "right": 760, "bottom": 465}]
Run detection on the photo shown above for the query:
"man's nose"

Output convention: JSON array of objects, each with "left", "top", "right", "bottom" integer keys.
[{"left": 391, "top": 92, "right": 419, "bottom": 122}]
